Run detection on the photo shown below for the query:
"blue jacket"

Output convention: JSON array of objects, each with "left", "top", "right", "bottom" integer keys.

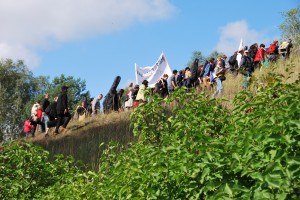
[{"left": 202, "top": 63, "right": 212, "bottom": 78}]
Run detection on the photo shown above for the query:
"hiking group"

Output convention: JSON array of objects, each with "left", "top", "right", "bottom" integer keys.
[
  {"left": 24, "top": 86, "right": 71, "bottom": 138},
  {"left": 23, "top": 38, "right": 293, "bottom": 138}
]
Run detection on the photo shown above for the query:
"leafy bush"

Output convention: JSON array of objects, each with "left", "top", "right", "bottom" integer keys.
[
  {"left": 97, "top": 73, "right": 300, "bottom": 199},
  {"left": 0, "top": 142, "right": 85, "bottom": 199},
  {"left": 1, "top": 71, "right": 299, "bottom": 199}
]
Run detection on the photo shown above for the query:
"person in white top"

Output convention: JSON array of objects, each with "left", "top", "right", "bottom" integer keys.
[
  {"left": 236, "top": 48, "right": 244, "bottom": 68},
  {"left": 92, "top": 94, "right": 103, "bottom": 116}
]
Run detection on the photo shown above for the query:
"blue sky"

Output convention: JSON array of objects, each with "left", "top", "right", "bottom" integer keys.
[{"left": 0, "top": 0, "right": 298, "bottom": 98}]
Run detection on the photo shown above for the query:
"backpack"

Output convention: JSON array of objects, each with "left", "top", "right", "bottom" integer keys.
[
  {"left": 268, "top": 43, "right": 276, "bottom": 54},
  {"left": 176, "top": 72, "right": 184, "bottom": 86},
  {"left": 228, "top": 53, "right": 237, "bottom": 66},
  {"left": 190, "top": 58, "right": 199, "bottom": 81},
  {"left": 239, "top": 56, "right": 252, "bottom": 74},
  {"left": 199, "top": 60, "right": 209, "bottom": 78},
  {"left": 45, "top": 105, "right": 51, "bottom": 115}
]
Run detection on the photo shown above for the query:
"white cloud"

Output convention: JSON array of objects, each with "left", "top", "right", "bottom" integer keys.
[
  {"left": 215, "top": 20, "right": 270, "bottom": 56},
  {"left": 0, "top": 0, "right": 175, "bottom": 68},
  {"left": 0, "top": 43, "right": 40, "bottom": 67}
]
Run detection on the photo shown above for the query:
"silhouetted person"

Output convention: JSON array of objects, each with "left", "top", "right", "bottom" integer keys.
[{"left": 55, "top": 85, "right": 71, "bottom": 134}]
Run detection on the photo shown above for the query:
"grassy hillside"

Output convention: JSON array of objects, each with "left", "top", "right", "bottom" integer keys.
[
  {"left": 31, "top": 53, "right": 300, "bottom": 170},
  {"left": 34, "top": 112, "right": 134, "bottom": 170},
  {"left": 1, "top": 52, "right": 299, "bottom": 199}
]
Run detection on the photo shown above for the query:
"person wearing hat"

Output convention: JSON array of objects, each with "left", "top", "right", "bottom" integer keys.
[{"left": 55, "top": 85, "right": 71, "bottom": 134}]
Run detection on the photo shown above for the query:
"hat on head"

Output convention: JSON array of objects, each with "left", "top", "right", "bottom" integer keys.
[
  {"left": 244, "top": 50, "right": 249, "bottom": 53},
  {"left": 61, "top": 85, "right": 69, "bottom": 90}
]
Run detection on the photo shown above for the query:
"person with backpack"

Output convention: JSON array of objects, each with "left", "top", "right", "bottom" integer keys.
[
  {"left": 228, "top": 51, "right": 238, "bottom": 75},
  {"left": 156, "top": 74, "right": 169, "bottom": 98},
  {"left": 254, "top": 43, "right": 266, "bottom": 70},
  {"left": 248, "top": 43, "right": 258, "bottom": 61},
  {"left": 267, "top": 40, "right": 279, "bottom": 62},
  {"left": 213, "top": 60, "right": 226, "bottom": 97},
  {"left": 201, "top": 58, "right": 214, "bottom": 91},
  {"left": 239, "top": 50, "right": 253, "bottom": 89},
  {"left": 176, "top": 69, "right": 185, "bottom": 87}
]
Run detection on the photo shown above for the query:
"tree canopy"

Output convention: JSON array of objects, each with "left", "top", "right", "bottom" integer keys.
[{"left": 0, "top": 59, "right": 89, "bottom": 141}]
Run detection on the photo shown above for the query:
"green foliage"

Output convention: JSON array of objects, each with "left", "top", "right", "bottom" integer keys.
[
  {"left": 279, "top": 6, "right": 300, "bottom": 48},
  {"left": 97, "top": 73, "right": 300, "bottom": 198},
  {"left": 0, "top": 141, "right": 85, "bottom": 199},
  {"left": 0, "top": 59, "right": 40, "bottom": 141},
  {"left": 207, "top": 50, "right": 225, "bottom": 61},
  {"left": 37, "top": 74, "right": 90, "bottom": 114},
  {"left": 0, "top": 59, "right": 90, "bottom": 141},
  {"left": 186, "top": 51, "right": 206, "bottom": 67},
  {"left": 1, "top": 69, "right": 299, "bottom": 199}
]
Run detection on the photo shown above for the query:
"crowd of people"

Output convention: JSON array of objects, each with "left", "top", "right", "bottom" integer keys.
[{"left": 23, "top": 38, "right": 293, "bottom": 138}]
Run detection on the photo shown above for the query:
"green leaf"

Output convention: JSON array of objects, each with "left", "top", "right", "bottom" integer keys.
[
  {"left": 250, "top": 172, "right": 263, "bottom": 181},
  {"left": 200, "top": 168, "right": 210, "bottom": 184},
  {"left": 224, "top": 183, "right": 233, "bottom": 196}
]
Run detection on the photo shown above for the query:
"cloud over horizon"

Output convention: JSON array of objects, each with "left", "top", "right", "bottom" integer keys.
[
  {"left": 0, "top": 0, "right": 175, "bottom": 68},
  {"left": 216, "top": 20, "right": 271, "bottom": 56}
]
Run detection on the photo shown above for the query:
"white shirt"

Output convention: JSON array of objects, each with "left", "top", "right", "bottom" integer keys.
[{"left": 236, "top": 53, "right": 243, "bottom": 68}]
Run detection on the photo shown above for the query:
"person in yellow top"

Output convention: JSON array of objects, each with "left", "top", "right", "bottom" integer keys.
[{"left": 136, "top": 80, "right": 148, "bottom": 103}]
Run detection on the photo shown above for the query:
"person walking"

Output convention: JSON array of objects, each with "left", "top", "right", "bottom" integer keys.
[
  {"left": 55, "top": 85, "right": 71, "bottom": 134},
  {"left": 92, "top": 94, "right": 103, "bottom": 116}
]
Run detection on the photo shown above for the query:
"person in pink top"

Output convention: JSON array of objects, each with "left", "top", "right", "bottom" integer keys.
[{"left": 254, "top": 43, "right": 266, "bottom": 70}]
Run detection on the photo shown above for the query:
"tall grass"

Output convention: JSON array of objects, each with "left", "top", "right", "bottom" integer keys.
[
  {"left": 222, "top": 54, "right": 300, "bottom": 108},
  {"left": 35, "top": 112, "right": 134, "bottom": 170}
]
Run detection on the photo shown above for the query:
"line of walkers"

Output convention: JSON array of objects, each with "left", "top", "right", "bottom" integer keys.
[
  {"left": 23, "top": 38, "right": 294, "bottom": 137},
  {"left": 23, "top": 85, "right": 71, "bottom": 138}
]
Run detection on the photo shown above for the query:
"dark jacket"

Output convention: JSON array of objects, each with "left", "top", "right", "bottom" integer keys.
[
  {"left": 48, "top": 102, "right": 57, "bottom": 120},
  {"left": 42, "top": 98, "right": 50, "bottom": 112},
  {"left": 56, "top": 91, "right": 68, "bottom": 115},
  {"left": 157, "top": 79, "right": 169, "bottom": 98},
  {"left": 240, "top": 55, "right": 253, "bottom": 73}
]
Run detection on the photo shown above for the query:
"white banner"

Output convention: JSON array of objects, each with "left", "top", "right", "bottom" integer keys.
[
  {"left": 135, "top": 52, "right": 172, "bottom": 88},
  {"left": 238, "top": 38, "right": 243, "bottom": 51}
]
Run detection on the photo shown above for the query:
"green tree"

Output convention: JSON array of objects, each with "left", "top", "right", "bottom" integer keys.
[
  {"left": 186, "top": 51, "right": 206, "bottom": 67},
  {"left": 49, "top": 74, "right": 90, "bottom": 113},
  {"left": 279, "top": 6, "right": 300, "bottom": 48},
  {"left": 207, "top": 50, "right": 225, "bottom": 60},
  {"left": 0, "top": 59, "right": 90, "bottom": 141},
  {"left": 0, "top": 59, "right": 43, "bottom": 141}
]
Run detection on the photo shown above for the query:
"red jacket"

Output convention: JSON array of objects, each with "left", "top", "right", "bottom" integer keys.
[
  {"left": 37, "top": 108, "right": 43, "bottom": 120},
  {"left": 23, "top": 119, "right": 33, "bottom": 133},
  {"left": 254, "top": 47, "right": 266, "bottom": 62}
]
